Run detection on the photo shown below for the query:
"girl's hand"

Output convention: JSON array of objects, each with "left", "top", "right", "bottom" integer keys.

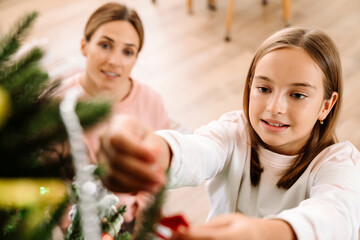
[
  {"left": 171, "top": 213, "right": 296, "bottom": 240},
  {"left": 171, "top": 213, "right": 258, "bottom": 240},
  {"left": 97, "top": 114, "right": 169, "bottom": 193}
]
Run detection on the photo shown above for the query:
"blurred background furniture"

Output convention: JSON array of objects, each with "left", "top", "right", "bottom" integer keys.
[
  {"left": 152, "top": 0, "right": 216, "bottom": 13},
  {"left": 153, "top": 0, "right": 291, "bottom": 41},
  {"left": 188, "top": 0, "right": 217, "bottom": 13},
  {"left": 225, "top": 0, "right": 292, "bottom": 41}
]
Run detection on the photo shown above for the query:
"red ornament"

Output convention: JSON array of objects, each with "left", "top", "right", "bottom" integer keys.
[
  {"left": 101, "top": 233, "right": 113, "bottom": 240},
  {"left": 155, "top": 215, "right": 189, "bottom": 240}
]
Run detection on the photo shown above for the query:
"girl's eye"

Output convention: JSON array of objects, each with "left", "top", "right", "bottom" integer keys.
[
  {"left": 257, "top": 87, "right": 270, "bottom": 93},
  {"left": 291, "top": 93, "right": 306, "bottom": 100},
  {"left": 123, "top": 48, "right": 135, "bottom": 56}
]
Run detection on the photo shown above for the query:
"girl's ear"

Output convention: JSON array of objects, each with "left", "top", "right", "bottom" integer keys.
[
  {"left": 319, "top": 91, "right": 338, "bottom": 121},
  {"left": 80, "top": 37, "right": 87, "bottom": 57}
]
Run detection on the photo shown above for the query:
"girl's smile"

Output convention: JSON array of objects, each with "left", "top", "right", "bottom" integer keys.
[
  {"left": 249, "top": 48, "right": 336, "bottom": 155},
  {"left": 261, "top": 119, "right": 290, "bottom": 133}
]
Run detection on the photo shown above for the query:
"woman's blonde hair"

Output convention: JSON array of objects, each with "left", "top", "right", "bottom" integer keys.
[
  {"left": 84, "top": 2, "right": 144, "bottom": 52},
  {"left": 243, "top": 27, "right": 343, "bottom": 188}
]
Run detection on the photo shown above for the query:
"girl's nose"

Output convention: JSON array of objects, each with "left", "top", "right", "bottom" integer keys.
[{"left": 266, "top": 93, "right": 286, "bottom": 114}]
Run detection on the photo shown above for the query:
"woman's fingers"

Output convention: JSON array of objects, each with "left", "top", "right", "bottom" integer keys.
[
  {"left": 98, "top": 114, "right": 167, "bottom": 193},
  {"left": 109, "top": 129, "right": 157, "bottom": 164}
]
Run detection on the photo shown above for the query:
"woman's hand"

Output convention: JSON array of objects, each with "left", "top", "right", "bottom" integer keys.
[
  {"left": 171, "top": 213, "right": 296, "bottom": 240},
  {"left": 97, "top": 114, "right": 170, "bottom": 193}
]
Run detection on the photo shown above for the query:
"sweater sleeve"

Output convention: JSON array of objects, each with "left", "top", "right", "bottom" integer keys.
[
  {"left": 272, "top": 143, "right": 360, "bottom": 240},
  {"left": 156, "top": 125, "right": 234, "bottom": 188},
  {"left": 156, "top": 111, "right": 247, "bottom": 189}
]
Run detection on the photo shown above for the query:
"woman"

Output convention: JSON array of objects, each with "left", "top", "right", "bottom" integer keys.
[{"left": 56, "top": 2, "right": 171, "bottom": 232}]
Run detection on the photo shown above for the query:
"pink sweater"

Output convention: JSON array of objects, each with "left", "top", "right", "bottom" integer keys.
[{"left": 57, "top": 73, "right": 171, "bottom": 161}]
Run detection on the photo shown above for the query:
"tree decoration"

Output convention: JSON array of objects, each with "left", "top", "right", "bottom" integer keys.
[
  {"left": 0, "top": 85, "right": 11, "bottom": 128},
  {"left": 0, "top": 9, "right": 169, "bottom": 240},
  {"left": 0, "top": 10, "right": 110, "bottom": 240}
]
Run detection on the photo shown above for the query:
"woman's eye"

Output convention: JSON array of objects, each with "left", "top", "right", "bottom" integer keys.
[
  {"left": 100, "top": 42, "right": 110, "bottom": 49},
  {"left": 291, "top": 93, "right": 306, "bottom": 99},
  {"left": 123, "top": 49, "right": 135, "bottom": 56},
  {"left": 258, "top": 87, "right": 270, "bottom": 93}
]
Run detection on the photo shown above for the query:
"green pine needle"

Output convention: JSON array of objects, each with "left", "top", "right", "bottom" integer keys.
[
  {"left": 133, "top": 185, "right": 167, "bottom": 240},
  {"left": 0, "top": 11, "right": 38, "bottom": 67},
  {"left": 76, "top": 100, "right": 112, "bottom": 129},
  {"left": 116, "top": 232, "right": 132, "bottom": 240},
  {"left": 28, "top": 197, "right": 69, "bottom": 240},
  {"left": 0, "top": 47, "right": 44, "bottom": 84}
]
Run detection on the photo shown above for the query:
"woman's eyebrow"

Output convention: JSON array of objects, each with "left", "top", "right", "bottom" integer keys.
[
  {"left": 254, "top": 75, "right": 316, "bottom": 89},
  {"left": 124, "top": 43, "right": 138, "bottom": 48},
  {"left": 101, "top": 36, "right": 114, "bottom": 42},
  {"left": 100, "top": 36, "right": 138, "bottom": 48}
]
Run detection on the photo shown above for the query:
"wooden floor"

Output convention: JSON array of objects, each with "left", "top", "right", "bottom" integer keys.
[{"left": 1, "top": 0, "right": 360, "bottom": 230}]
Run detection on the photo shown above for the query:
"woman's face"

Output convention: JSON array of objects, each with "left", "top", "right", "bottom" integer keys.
[
  {"left": 81, "top": 20, "right": 140, "bottom": 96},
  {"left": 249, "top": 48, "right": 337, "bottom": 155}
]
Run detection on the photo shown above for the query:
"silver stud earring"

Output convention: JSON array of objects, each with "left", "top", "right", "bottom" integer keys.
[{"left": 320, "top": 119, "right": 324, "bottom": 125}]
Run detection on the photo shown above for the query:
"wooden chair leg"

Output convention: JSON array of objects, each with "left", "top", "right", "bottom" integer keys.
[
  {"left": 208, "top": 0, "right": 216, "bottom": 11},
  {"left": 282, "top": 0, "right": 291, "bottom": 26},
  {"left": 188, "top": 0, "right": 193, "bottom": 14},
  {"left": 225, "top": 0, "right": 235, "bottom": 41}
]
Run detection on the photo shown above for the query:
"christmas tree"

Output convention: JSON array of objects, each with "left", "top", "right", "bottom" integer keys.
[
  {"left": 0, "top": 11, "right": 111, "bottom": 240},
  {"left": 0, "top": 11, "right": 167, "bottom": 240}
]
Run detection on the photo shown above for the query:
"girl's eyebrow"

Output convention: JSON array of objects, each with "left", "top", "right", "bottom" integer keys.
[
  {"left": 254, "top": 75, "right": 316, "bottom": 89},
  {"left": 100, "top": 36, "right": 138, "bottom": 48},
  {"left": 254, "top": 75, "right": 271, "bottom": 81}
]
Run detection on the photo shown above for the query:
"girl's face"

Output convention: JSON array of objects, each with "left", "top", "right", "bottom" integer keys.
[
  {"left": 81, "top": 20, "right": 139, "bottom": 96},
  {"left": 249, "top": 48, "right": 337, "bottom": 155}
]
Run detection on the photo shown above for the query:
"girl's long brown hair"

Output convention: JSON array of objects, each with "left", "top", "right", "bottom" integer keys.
[{"left": 243, "top": 27, "right": 343, "bottom": 188}]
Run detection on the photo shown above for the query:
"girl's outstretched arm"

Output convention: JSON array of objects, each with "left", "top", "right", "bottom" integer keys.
[
  {"left": 171, "top": 213, "right": 296, "bottom": 240},
  {"left": 98, "top": 114, "right": 170, "bottom": 193}
]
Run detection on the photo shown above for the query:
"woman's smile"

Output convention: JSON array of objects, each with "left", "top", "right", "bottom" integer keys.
[{"left": 101, "top": 70, "right": 120, "bottom": 80}]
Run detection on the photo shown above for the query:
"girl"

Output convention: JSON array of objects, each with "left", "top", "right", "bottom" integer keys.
[
  {"left": 54, "top": 2, "right": 171, "bottom": 232},
  {"left": 98, "top": 27, "right": 360, "bottom": 239}
]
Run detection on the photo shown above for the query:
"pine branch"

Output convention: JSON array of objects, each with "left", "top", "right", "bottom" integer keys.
[
  {"left": 133, "top": 185, "right": 167, "bottom": 240},
  {"left": 0, "top": 47, "right": 44, "bottom": 84},
  {"left": 0, "top": 11, "right": 38, "bottom": 67},
  {"left": 13, "top": 101, "right": 109, "bottom": 152},
  {"left": 1, "top": 198, "right": 69, "bottom": 240},
  {"left": 0, "top": 209, "right": 26, "bottom": 238},
  {"left": 0, "top": 9, "right": 115, "bottom": 240},
  {"left": 76, "top": 100, "right": 112, "bottom": 129},
  {"left": 116, "top": 232, "right": 131, "bottom": 240},
  {"left": 0, "top": 101, "right": 110, "bottom": 177},
  {"left": 28, "top": 197, "right": 69, "bottom": 240},
  {"left": 11, "top": 69, "right": 49, "bottom": 111}
]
